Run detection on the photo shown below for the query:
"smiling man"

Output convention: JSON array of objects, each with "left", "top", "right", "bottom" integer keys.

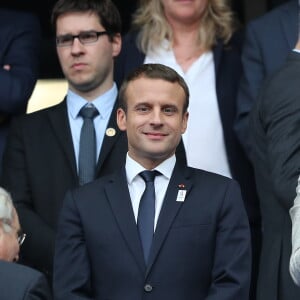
[
  {"left": 1, "top": 0, "right": 128, "bottom": 281},
  {"left": 54, "top": 63, "right": 251, "bottom": 300}
]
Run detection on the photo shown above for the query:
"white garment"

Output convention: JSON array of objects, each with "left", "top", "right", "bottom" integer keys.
[
  {"left": 145, "top": 41, "right": 231, "bottom": 178},
  {"left": 125, "top": 154, "right": 175, "bottom": 230},
  {"left": 290, "top": 175, "right": 300, "bottom": 286}
]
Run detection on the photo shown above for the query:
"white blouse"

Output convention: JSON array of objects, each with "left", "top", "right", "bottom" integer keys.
[{"left": 144, "top": 41, "right": 231, "bottom": 178}]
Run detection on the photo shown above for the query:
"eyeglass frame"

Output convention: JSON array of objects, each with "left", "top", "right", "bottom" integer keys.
[
  {"left": 17, "top": 230, "right": 26, "bottom": 246},
  {"left": 56, "top": 30, "right": 109, "bottom": 47},
  {"left": 0, "top": 218, "right": 26, "bottom": 246}
]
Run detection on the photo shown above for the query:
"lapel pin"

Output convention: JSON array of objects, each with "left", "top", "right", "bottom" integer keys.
[
  {"left": 176, "top": 189, "right": 187, "bottom": 202},
  {"left": 106, "top": 128, "right": 116, "bottom": 137}
]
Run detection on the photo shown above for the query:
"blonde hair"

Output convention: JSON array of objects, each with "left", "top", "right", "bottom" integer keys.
[
  {"left": 0, "top": 187, "right": 14, "bottom": 233},
  {"left": 132, "top": 0, "right": 236, "bottom": 53}
]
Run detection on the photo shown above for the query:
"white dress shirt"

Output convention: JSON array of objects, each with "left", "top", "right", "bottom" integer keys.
[
  {"left": 144, "top": 40, "right": 231, "bottom": 178},
  {"left": 66, "top": 83, "right": 117, "bottom": 171},
  {"left": 125, "top": 154, "right": 175, "bottom": 230}
]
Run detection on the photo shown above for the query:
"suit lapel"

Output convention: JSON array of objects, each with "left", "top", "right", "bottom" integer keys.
[
  {"left": 95, "top": 98, "right": 124, "bottom": 173},
  {"left": 280, "top": 1, "right": 298, "bottom": 49},
  {"left": 146, "top": 164, "right": 193, "bottom": 277},
  {"left": 213, "top": 39, "right": 222, "bottom": 77},
  {"left": 47, "top": 99, "right": 78, "bottom": 177},
  {"left": 105, "top": 168, "right": 146, "bottom": 274},
  {"left": 212, "top": 41, "right": 228, "bottom": 138}
]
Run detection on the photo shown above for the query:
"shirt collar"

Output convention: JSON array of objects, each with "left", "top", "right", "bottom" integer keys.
[
  {"left": 125, "top": 153, "right": 176, "bottom": 184},
  {"left": 66, "top": 83, "right": 118, "bottom": 119}
]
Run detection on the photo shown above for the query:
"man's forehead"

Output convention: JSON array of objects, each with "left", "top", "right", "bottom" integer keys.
[{"left": 56, "top": 11, "right": 102, "bottom": 33}]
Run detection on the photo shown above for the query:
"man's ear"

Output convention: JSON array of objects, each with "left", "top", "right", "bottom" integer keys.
[
  {"left": 181, "top": 111, "right": 189, "bottom": 134},
  {"left": 112, "top": 33, "right": 121, "bottom": 58},
  {"left": 117, "top": 108, "right": 127, "bottom": 131}
]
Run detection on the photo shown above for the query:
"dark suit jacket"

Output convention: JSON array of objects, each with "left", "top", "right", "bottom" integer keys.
[
  {"left": 54, "top": 163, "right": 251, "bottom": 300},
  {"left": 235, "top": 0, "right": 298, "bottom": 155},
  {"left": 0, "top": 99, "right": 128, "bottom": 276},
  {"left": 249, "top": 52, "right": 300, "bottom": 300},
  {"left": 0, "top": 9, "right": 40, "bottom": 166},
  {"left": 0, "top": 260, "right": 52, "bottom": 299},
  {"left": 114, "top": 31, "right": 260, "bottom": 226}
]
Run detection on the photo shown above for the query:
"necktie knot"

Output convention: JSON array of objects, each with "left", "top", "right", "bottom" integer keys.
[
  {"left": 79, "top": 105, "right": 99, "bottom": 120},
  {"left": 140, "top": 170, "right": 159, "bottom": 183}
]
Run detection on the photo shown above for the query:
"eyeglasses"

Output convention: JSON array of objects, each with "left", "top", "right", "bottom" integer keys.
[
  {"left": 0, "top": 218, "right": 26, "bottom": 246},
  {"left": 56, "top": 30, "right": 109, "bottom": 47},
  {"left": 17, "top": 230, "right": 26, "bottom": 246}
]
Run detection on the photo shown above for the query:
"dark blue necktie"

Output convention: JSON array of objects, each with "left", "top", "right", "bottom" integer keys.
[
  {"left": 78, "top": 104, "right": 99, "bottom": 185},
  {"left": 137, "top": 170, "right": 158, "bottom": 264}
]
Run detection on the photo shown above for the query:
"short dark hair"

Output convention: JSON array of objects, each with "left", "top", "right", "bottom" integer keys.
[
  {"left": 119, "top": 64, "right": 189, "bottom": 113},
  {"left": 51, "top": 0, "right": 122, "bottom": 41}
]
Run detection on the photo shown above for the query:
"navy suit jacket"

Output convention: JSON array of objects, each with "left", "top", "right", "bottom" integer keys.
[
  {"left": 249, "top": 52, "right": 300, "bottom": 300},
  {"left": 0, "top": 260, "right": 51, "bottom": 299},
  {"left": 1, "top": 99, "right": 128, "bottom": 276},
  {"left": 0, "top": 9, "right": 40, "bottom": 166},
  {"left": 114, "top": 31, "right": 260, "bottom": 226},
  {"left": 54, "top": 163, "right": 251, "bottom": 300},
  {"left": 235, "top": 0, "right": 298, "bottom": 155}
]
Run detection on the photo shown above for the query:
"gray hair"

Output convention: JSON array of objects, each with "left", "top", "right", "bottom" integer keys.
[{"left": 0, "top": 187, "right": 14, "bottom": 233}]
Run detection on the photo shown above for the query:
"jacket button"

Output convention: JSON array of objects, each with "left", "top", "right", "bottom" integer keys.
[{"left": 144, "top": 284, "right": 153, "bottom": 292}]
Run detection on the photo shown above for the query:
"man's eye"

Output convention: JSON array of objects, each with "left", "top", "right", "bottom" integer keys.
[
  {"left": 80, "top": 32, "right": 96, "bottom": 42},
  {"left": 163, "top": 107, "right": 176, "bottom": 114},
  {"left": 136, "top": 106, "right": 150, "bottom": 112},
  {"left": 59, "top": 35, "right": 73, "bottom": 43}
]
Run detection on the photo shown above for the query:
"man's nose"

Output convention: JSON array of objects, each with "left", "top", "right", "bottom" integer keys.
[
  {"left": 150, "top": 110, "right": 163, "bottom": 125},
  {"left": 71, "top": 37, "right": 85, "bottom": 54}
]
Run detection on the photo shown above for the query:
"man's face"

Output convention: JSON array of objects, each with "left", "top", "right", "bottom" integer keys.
[
  {"left": 117, "top": 77, "right": 188, "bottom": 168},
  {"left": 0, "top": 209, "right": 20, "bottom": 262},
  {"left": 56, "top": 11, "right": 121, "bottom": 99}
]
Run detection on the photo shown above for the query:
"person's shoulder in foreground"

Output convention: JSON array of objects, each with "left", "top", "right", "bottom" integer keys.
[{"left": 0, "top": 260, "right": 52, "bottom": 300}]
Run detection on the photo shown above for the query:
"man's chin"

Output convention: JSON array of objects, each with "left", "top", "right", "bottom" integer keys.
[
  {"left": 144, "top": 150, "right": 174, "bottom": 161},
  {"left": 69, "top": 79, "right": 96, "bottom": 93}
]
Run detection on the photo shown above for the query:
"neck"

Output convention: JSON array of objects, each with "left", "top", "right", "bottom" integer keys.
[
  {"left": 128, "top": 152, "right": 174, "bottom": 170},
  {"left": 69, "top": 69, "right": 114, "bottom": 101},
  {"left": 171, "top": 27, "right": 204, "bottom": 72},
  {"left": 167, "top": 16, "right": 201, "bottom": 46}
]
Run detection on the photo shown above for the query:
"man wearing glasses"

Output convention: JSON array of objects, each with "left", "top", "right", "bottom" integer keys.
[
  {"left": 1, "top": 0, "right": 127, "bottom": 281},
  {"left": 0, "top": 187, "right": 51, "bottom": 299}
]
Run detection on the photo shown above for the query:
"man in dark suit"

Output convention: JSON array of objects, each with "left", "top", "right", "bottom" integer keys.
[
  {"left": 249, "top": 41, "right": 300, "bottom": 299},
  {"left": 0, "top": 8, "right": 40, "bottom": 170},
  {"left": 115, "top": 16, "right": 261, "bottom": 300},
  {"left": 54, "top": 63, "right": 251, "bottom": 300},
  {"left": 0, "top": 0, "right": 127, "bottom": 279},
  {"left": 0, "top": 186, "right": 51, "bottom": 299},
  {"left": 235, "top": 0, "right": 298, "bottom": 156}
]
